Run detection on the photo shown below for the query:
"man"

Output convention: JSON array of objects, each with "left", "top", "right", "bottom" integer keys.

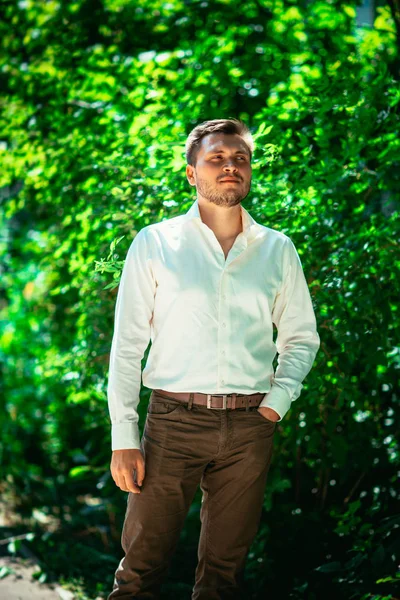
[{"left": 107, "top": 118, "right": 320, "bottom": 599}]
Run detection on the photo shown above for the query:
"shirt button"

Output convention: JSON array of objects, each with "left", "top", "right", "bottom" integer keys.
[
  {"left": 222, "top": 294, "right": 226, "bottom": 300},
  {"left": 222, "top": 322, "right": 226, "bottom": 328},
  {"left": 221, "top": 350, "right": 225, "bottom": 355},
  {"left": 221, "top": 379, "right": 225, "bottom": 385}
]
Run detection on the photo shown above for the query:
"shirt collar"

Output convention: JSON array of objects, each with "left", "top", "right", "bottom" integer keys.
[{"left": 182, "top": 198, "right": 261, "bottom": 243}]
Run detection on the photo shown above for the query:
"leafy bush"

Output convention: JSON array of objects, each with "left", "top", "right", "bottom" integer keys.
[{"left": 1, "top": 1, "right": 399, "bottom": 598}]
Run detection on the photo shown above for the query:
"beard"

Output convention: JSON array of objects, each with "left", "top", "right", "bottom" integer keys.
[{"left": 195, "top": 176, "right": 251, "bottom": 207}]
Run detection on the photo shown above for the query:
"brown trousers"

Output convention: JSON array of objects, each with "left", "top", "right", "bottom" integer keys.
[{"left": 108, "top": 390, "right": 276, "bottom": 600}]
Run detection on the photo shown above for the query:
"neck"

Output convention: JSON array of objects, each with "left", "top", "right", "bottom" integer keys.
[{"left": 197, "top": 198, "right": 243, "bottom": 240}]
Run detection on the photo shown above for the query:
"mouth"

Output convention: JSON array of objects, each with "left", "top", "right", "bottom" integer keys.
[{"left": 219, "top": 179, "right": 241, "bottom": 183}]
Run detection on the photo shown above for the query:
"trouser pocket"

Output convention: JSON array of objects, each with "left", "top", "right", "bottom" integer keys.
[{"left": 147, "top": 391, "right": 183, "bottom": 416}]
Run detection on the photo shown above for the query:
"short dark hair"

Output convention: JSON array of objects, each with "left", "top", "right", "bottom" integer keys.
[{"left": 185, "top": 118, "right": 254, "bottom": 166}]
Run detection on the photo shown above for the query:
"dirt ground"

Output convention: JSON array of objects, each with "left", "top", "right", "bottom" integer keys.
[
  {"left": 0, "top": 497, "right": 84, "bottom": 600},
  {"left": 0, "top": 554, "right": 75, "bottom": 600}
]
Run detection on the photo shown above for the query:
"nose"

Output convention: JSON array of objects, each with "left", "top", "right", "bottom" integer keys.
[{"left": 222, "top": 161, "right": 239, "bottom": 173}]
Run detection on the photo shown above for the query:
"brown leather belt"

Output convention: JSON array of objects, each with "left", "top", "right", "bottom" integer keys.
[{"left": 152, "top": 389, "right": 266, "bottom": 410}]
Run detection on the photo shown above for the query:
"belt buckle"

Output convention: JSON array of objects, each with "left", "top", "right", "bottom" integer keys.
[{"left": 207, "top": 394, "right": 228, "bottom": 409}]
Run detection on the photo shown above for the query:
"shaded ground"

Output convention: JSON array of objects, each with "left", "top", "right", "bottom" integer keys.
[
  {"left": 0, "top": 497, "right": 86, "bottom": 600},
  {"left": 0, "top": 554, "right": 75, "bottom": 600}
]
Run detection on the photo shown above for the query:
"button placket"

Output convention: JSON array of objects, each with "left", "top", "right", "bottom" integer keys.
[{"left": 218, "top": 270, "right": 228, "bottom": 390}]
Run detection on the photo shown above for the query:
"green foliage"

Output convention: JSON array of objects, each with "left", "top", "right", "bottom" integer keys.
[{"left": 1, "top": 0, "right": 399, "bottom": 599}]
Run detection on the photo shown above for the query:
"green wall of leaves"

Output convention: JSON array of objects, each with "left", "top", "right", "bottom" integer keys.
[{"left": 1, "top": 0, "right": 399, "bottom": 598}]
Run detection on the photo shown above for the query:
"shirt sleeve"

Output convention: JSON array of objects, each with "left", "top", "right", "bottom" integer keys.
[
  {"left": 107, "top": 227, "right": 156, "bottom": 451},
  {"left": 258, "top": 236, "right": 320, "bottom": 420}
]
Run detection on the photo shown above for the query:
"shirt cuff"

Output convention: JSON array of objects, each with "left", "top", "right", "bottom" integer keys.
[
  {"left": 111, "top": 422, "right": 141, "bottom": 451},
  {"left": 258, "top": 387, "right": 292, "bottom": 422}
]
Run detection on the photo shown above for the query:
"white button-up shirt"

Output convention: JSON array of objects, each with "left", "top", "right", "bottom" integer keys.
[{"left": 107, "top": 199, "right": 320, "bottom": 450}]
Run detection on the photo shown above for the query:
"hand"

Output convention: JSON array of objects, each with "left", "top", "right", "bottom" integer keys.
[
  {"left": 111, "top": 449, "right": 145, "bottom": 493},
  {"left": 257, "top": 407, "right": 280, "bottom": 422}
]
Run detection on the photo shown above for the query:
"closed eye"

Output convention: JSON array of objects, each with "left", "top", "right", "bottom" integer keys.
[{"left": 212, "top": 156, "right": 246, "bottom": 160}]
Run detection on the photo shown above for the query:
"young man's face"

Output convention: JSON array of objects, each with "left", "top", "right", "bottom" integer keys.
[{"left": 186, "top": 132, "right": 252, "bottom": 207}]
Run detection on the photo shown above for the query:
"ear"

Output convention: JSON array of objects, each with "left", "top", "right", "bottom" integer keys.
[{"left": 186, "top": 164, "right": 196, "bottom": 186}]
